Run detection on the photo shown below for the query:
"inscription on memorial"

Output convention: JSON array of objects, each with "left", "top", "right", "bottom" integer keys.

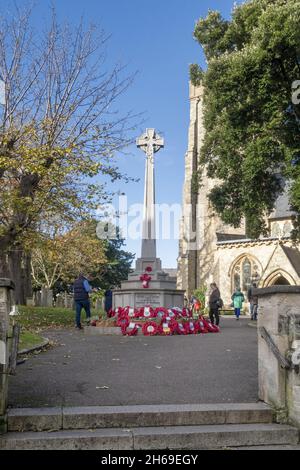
[{"left": 135, "top": 293, "right": 161, "bottom": 308}]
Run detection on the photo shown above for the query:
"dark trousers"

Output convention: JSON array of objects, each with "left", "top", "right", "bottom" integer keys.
[
  {"left": 209, "top": 307, "right": 220, "bottom": 326},
  {"left": 234, "top": 307, "right": 241, "bottom": 318},
  {"left": 75, "top": 299, "right": 91, "bottom": 327},
  {"left": 250, "top": 303, "right": 258, "bottom": 320}
]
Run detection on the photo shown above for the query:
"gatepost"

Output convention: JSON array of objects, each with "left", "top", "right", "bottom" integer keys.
[
  {"left": 0, "top": 278, "right": 14, "bottom": 433},
  {"left": 255, "top": 286, "right": 300, "bottom": 427}
]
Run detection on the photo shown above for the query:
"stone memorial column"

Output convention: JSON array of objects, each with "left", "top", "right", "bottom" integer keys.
[
  {"left": 0, "top": 279, "right": 14, "bottom": 433},
  {"left": 136, "top": 128, "right": 164, "bottom": 259}
]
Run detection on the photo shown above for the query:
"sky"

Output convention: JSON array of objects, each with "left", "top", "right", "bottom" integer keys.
[{"left": 3, "top": 0, "right": 240, "bottom": 267}]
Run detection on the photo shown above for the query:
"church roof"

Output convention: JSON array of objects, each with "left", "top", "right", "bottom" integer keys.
[
  {"left": 269, "top": 181, "right": 295, "bottom": 220},
  {"left": 216, "top": 233, "right": 247, "bottom": 242},
  {"left": 163, "top": 268, "right": 177, "bottom": 280},
  {"left": 280, "top": 245, "right": 300, "bottom": 277}
]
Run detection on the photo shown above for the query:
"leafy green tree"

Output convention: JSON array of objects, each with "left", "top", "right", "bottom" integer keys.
[
  {"left": 192, "top": 0, "right": 300, "bottom": 238},
  {"left": 30, "top": 220, "right": 107, "bottom": 290},
  {"left": 0, "top": 4, "right": 137, "bottom": 302},
  {"left": 92, "top": 229, "right": 134, "bottom": 290},
  {"left": 30, "top": 219, "right": 134, "bottom": 296}
]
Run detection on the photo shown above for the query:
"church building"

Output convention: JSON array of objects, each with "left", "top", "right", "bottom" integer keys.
[{"left": 177, "top": 83, "right": 300, "bottom": 306}]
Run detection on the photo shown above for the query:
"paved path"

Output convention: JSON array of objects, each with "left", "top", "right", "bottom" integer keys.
[{"left": 8, "top": 318, "right": 258, "bottom": 408}]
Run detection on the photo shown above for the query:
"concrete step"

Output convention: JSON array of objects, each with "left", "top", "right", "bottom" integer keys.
[
  {"left": 0, "top": 423, "right": 298, "bottom": 450},
  {"left": 7, "top": 403, "right": 273, "bottom": 432}
]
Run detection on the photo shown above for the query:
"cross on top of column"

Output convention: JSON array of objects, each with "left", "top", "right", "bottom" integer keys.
[{"left": 136, "top": 128, "right": 164, "bottom": 158}]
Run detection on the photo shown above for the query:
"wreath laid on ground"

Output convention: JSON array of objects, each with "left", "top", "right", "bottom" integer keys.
[
  {"left": 121, "top": 322, "right": 139, "bottom": 336},
  {"left": 106, "top": 306, "right": 220, "bottom": 336},
  {"left": 142, "top": 321, "right": 159, "bottom": 336}
]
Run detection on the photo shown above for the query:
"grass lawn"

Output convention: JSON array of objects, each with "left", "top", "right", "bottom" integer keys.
[
  {"left": 13, "top": 306, "right": 107, "bottom": 352},
  {"left": 18, "top": 331, "right": 45, "bottom": 351},
  {"left": 15, "top": 306, "right": 76, "bottom": 351},
  {"left": 18, "top": 306, "right": 76, "bottom": 331},
  {"left": 17, "top": 305, "right": 106, "bottom": 331}
]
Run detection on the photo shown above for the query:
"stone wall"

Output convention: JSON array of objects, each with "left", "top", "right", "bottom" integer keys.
[
  {"left": 256, "top": 286, "right": 300, "bottom": 426},
  {"left": 0, "top": 279, "right": 14, "bottom": 433},
  {"left": 177, "top": 83, "right": 204, "bottom": 296}
]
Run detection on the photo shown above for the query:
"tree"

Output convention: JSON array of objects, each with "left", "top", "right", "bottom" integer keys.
[
  {"left": 30, "top": 221, "right": 134, "bottom": 295},
  {"left": 93, "top": 235, "right": 135, "bottom": 291},
  {"left": 192, "top": 0, "right": 300, "bottom": 238},
  {"left": 0, "top": 4, "right": 137, "bottom": 301},
  {"left": 30, "top": 220, "right": 107, "bottom": 290}
]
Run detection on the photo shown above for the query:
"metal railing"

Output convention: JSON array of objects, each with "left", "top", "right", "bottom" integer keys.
[{"left": 259, "top": 326, "right": 291, "bottom": 370}]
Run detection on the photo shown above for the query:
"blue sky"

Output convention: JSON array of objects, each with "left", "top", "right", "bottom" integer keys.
[{"left": 3, "top": 0, "right": 240, "bottom": 267}]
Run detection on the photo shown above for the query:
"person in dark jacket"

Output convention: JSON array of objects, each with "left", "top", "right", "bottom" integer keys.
[
  {"left": 248, "top": 283, "right": 258, "bottom": 321},
  {"left": 104, "top": 289, "right": 113, "bottom": 314},
  {"left": 209, "top": 283, "right": 221, "bottom": 326},
  {"left": 73, "top": 273, "right": 93, "bottom": 329}
]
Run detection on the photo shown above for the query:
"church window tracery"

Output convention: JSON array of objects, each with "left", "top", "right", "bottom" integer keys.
[{"left": 231, "top": 256, "right": 261, "bottom": 293}]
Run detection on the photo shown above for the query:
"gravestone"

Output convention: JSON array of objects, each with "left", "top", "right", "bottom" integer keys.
[
  {"left": 64, "top": 293, "right": 74, "bottom": 309},
  {"left": 33, "top": 291, "right": 41, "bottom": 307},
  {"left": 26, "top": 297, "right": 35, "bottom": 307},
  {"left": 55, "top": 294, "right": 64, "bottom": 308},
  {"left": 41, "top": 287, "right": 53, "bottom": 308},
  {"left": 113, "top": 129, "right": 184, "bottom": 309}
]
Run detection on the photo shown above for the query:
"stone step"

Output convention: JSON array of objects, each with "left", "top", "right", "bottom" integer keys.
[
  {"left": 0, "top": 423, "right": 298, "bottom": 450},
  {"left": 7, "top": 403, "right": 273, "bottom": 432}
]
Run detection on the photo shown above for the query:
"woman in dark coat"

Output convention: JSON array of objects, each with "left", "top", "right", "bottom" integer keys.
[{"left": 209, "top": 283, "right": 221, "bottom": 326}]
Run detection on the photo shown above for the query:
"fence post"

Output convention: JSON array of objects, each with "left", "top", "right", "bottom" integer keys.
[{"left": 0, "top": 278, "right": 14, "bottom": 433}]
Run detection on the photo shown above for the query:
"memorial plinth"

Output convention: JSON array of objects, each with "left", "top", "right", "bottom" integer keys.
[{"left": 113, "top": 129, "right": 184, "bottom": 309}]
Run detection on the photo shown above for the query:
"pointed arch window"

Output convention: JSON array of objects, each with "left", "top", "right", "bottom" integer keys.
[
  {"left": 234, "top": 266, "right": 241, "bottom": 290},
  {"left": 242, "top": 258, "right": 252, "bottom": 291},
  {"left": 231, "top": 256, "right": 261, "bottom": 294}
]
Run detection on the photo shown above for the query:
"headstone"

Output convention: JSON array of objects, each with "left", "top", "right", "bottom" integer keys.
[
  {"left": 64, "top": 293, "right": 73, "bottom": 309},
  {"left": 34, "top": 291, "right": 41, "bottom": 307},
  {"left": 41, "top": 287, "right": 53, "bottom": 308},
  {"left": 26, "top": 297, "right": 35, "bottom": 307},
  {"left": 55, "top": 294, "right": 64, "bottom": 308}
]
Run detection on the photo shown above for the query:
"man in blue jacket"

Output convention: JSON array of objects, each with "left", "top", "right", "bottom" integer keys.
[{"left": 73, "top": 273, "right": 93, "bottom": 329}]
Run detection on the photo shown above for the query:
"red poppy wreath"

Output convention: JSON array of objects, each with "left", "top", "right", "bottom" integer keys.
[
  {"left": 140, "top": 273, "right": 151, "bottom": 288},
  {"left": 142, "top": 321, "right": 158, "bottom": 336}
]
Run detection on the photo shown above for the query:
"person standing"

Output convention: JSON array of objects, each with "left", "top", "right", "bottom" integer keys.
[
  {"left": 209, "top": 283, "right": 221, "bottom": 326},
  {"left": 248, "top": 283, "right": 258, "bottom": 321},
  {"left": 73, "top": 273, "right": 93, "bottom": 329},
  {"left": 104, "top": 289, "right": 113, "bottom": 314},
  {"left": 231, "top": 287, "right": 245, "bottom": 320}
]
